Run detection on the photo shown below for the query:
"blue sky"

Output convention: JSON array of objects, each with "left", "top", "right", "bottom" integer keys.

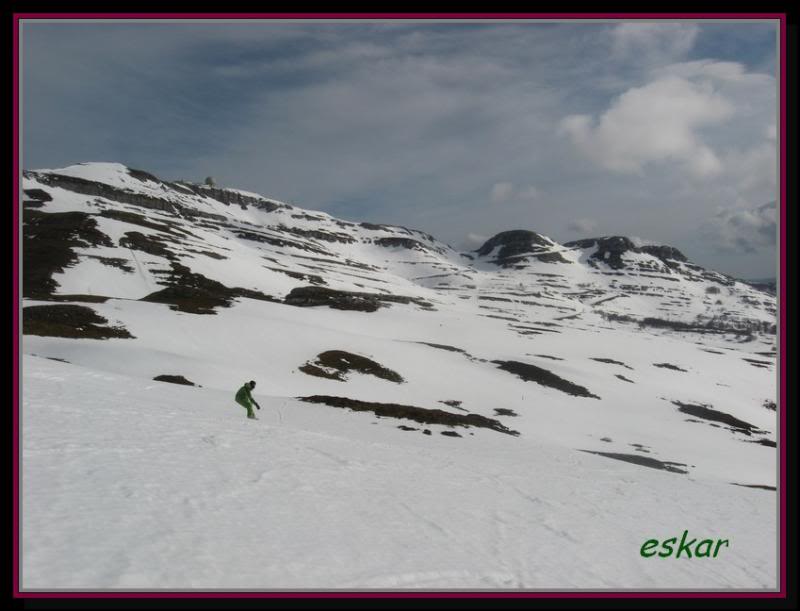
[{"left": 21, "top": 20, "right": 779, "bottom": 278}]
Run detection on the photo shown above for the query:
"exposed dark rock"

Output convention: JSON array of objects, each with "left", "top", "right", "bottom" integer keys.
[
  {"left": 374, "top": 237, "right": 431, "bottom": 252},
  {"left": 119, "top": 231, "right": 176, "bottom": 260},
  {"left": 84, "top": 255, "right": 134, "bottom": 273},
  {"left": 27, "top": 171, "right": 180, "bottom": 214},
  {"left": 763, "top": 400, "right": 777, "bottom": 411},
  {"left": 297, "top": 396, "right": 519, "bottom": 436},
  {"left": 23, "top": 210, "right": 114, "bottom": 298},
  {"left": 441, "top": 431, "right": 462, "bottom": 438},
  {"left": 398, "top": 426, "right": 418, "bottom": 432},
  {"left": 639, "top": 244, "right": 688, "bottom": 263},
  {"left": 285, "top": 286, "right": 381, "bottom": 312},
  {"left": 743, "top": 358, "right": 773, "bottom": 369},
  {"left": 279, "top": 225, "right": 356, "bottom": 244},
  {"left": 730, "top": 483, "right": 776, "bottom": 491},
  {"left": 416, "top": 342, "right": 469, "bottom": 354},
  {"left": 359, "top": 222, "right": 396, "bottom": 232},
  {"left": 603, "top": 312, "right": 772, "bottom": 336},
  {"left": 185, "top": 248, "right": 228, "bottom": 260},
  {"left": 615, "top": 374, "right": 635, "bottom": 384},
  {"left": 23, "top": 304, "right": 133, "bottom": 339},
  {"left": 580, "top": 450, "right": 688, "bottom": 474},
  {"left": 153, "top": 375, "right": 195, "bottom": 386},
  {"left": 99, "top": 209, "right": 177, "bottom": 234},
  {"left": 476, "top": 230, "right": 568, "bottom": 265},
  {"left": 493, "top": 360, "right": 600, "bottom": 399},
  {"left": 24, "top": 188, "right": 53, "bottom": 202},
  {"left": 235, "top": 230, "right": 332, "bottom": 256},
  {"left": 263, "top": 266, "right": 326, "bottom": 286},
  {"left": 565, "top": 236, "right": 686, "bottom": 270},
  {"left": 423, "top": 429, "right": 432, "bottom": 436},
  {"left": 591, "top": 357, "right": 633, "bottom": 370},
  {"left": 141, "top": 262, "right": 277, "bottom": 314},
  {"left": 299, "top": 350, "right": 404, "bottom": 384},
  {"left": 494, "top": 408, "right": 518, "bottom": 417},
  {"left": 40, "top": 294, "right": 110, "bottom": 303},
  {"left": 565, "top": 236, "right": 637, "bottom": 270},
  {"left": 126, "top": 167, "right": 164, "bottom": 184},
  {"left": 670, "top": 400, "right": 763, "bottom": 436},
  {"left": 653, "top": 363, "right": 688, "bottom": 372},
  {"left": 284, "top": 286, "right": 433, "bottom": 312},
  {"left": 182, "top": 182, "right": 282, "bottom": 213},
  {"left": 745, "top": 438, "right": 776, "bottom": 447}
]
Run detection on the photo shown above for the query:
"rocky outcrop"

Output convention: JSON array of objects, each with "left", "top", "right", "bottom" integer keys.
[
  {"left": 176, "top": 182, "right": 283, "bottom": 213},
  {"left": 284, "top": 286, "right": 434, "bottom": 312},
  {"left": 564, "top": 236, "right": 687, "bottom": 270},
  {"left": 26, "top": 171, "right": 181, "bottom": 214},
  {"left": 476, "top": 230, "right": 569, "bottom": 265}
]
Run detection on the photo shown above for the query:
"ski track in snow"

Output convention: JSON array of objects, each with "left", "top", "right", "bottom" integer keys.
[{"left": 22, "top": 357, "right": 776, "bottom": 590}]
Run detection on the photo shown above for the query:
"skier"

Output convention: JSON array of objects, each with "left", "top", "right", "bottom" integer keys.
[{"left": 235, "top": 380, "right": 261, "bottom": 420}]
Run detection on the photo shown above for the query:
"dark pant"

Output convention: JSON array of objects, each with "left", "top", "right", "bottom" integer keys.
[{"left": 236, "top": 397, "right": 255, "bottom": 419}]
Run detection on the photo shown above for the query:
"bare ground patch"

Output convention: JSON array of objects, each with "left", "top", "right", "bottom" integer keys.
[
  {"left": 297, "top": 395, "right": 519, "bottom": 436},
  {"left": 23, "top": 304, "right": 133, "bottom": 339},
  {"left": 299, "top": 351, "right": 404, "bottom": 384},
  {"left": 579, "top": 450, "right": 688, "bottom": 474},
  {"left": 493, "top": 360, "right": 600, "bottom": 399}
]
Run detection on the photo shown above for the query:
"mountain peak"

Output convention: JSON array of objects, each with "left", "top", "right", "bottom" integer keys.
[
  {"left": 564, "top": 235, "right": 687, "bottom": 270},
  {"left": 475, "top": 230, "right": 569, "bottom": 265}
]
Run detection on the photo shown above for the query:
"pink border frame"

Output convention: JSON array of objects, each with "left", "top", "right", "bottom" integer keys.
[{"left": 12, "top": 12, "right": 788, "bottom": 600}]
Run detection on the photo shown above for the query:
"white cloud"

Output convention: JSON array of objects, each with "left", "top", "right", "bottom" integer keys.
[
  {"left": 703, "top": 201, "right": 776, "bottom": 253},
  {"left": 629, "top": 236, "right": 659, "bottom": 247},
  {"left": 722, "top": 142, "right": 778, "bottom": 202},
  {"left": 490, "top": 181, "right": 515, "bottom": 204},
  {"left": 652, "top": 59, "right": 768, "bottom": 84},
  {"left": 567, "top": 218, "right": 597, "bottom": 234},
  {"left": 490, "top": 182, "right": 538, "bottom": 204},
  {"left": 461, "top": 232, "right": 489, "bottom": 250},
  {"left": 559, "top": 75, "right": 734, "bottom": 178}
]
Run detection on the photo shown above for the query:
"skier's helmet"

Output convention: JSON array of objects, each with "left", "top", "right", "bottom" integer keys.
[{"left": 249, "top": 380, "right": 256, "bottom": 389}]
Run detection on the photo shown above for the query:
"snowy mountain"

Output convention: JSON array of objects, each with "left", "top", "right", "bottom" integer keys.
[{"left": 21, "top": 162, "right": 778, "bottom": 590}]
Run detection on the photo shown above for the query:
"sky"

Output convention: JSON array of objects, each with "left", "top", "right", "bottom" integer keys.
[{"left": 20, "top": 19, "right": 779, "bottom": 279}]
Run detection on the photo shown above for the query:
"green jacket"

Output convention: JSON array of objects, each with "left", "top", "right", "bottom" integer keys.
[{"left": 236, "top": 383, "right": 255, "bottom": 405}]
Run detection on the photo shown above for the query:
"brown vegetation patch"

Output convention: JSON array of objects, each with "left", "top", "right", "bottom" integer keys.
[
  {"left": 142, "top": 262, "right": 277, "bottom": 314},
  {"left": 298, "top": 395, "right": 519, "bottom": 436},
  {"left": 580, "top": 450, "right": 688, "bottom": 474},
  {"left": 671, "top": 400, "right": 764, "bottom": 436},
  {"left": 653, "top": 362, "right": 688, "bottom": 372},
  {"left": 23, "top": 304, "right": 133, "bottom": 339},
  {"left": 299, "top": 350, "right": 404, "bottom": 383},
  {"left": 285, "top": 286, "right": 434, "bottom": 312},
  {"left": 493, "top": 360, "right": 600, "bottom": 399},
  {"left": 494, "top": 408, "right": 518, "bottom": 417},
  {"left": 43, "top": 294, "right": 110, "bottom": 303},
  {"left": 591, "top": 357, "right": 633, "bottom": 370},
  {"left": 99, "top": 209, "right": 177, "bottom": 234},
  {"left": 153, "top": 374, "right": 196, "bottom": 386},
  {"left": 119, "top": 231, "right": 177, "bottom": 260},
  {"left": 23, "top": 210, "right": 114, "bottom": 298},
  {"left": 730, "top": 483, "right": 775, "bottom": 491}
]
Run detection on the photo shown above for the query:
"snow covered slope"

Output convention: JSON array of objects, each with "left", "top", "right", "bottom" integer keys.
[{"left": 21, "top": 163, "right": 778, "bottom": 590}]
